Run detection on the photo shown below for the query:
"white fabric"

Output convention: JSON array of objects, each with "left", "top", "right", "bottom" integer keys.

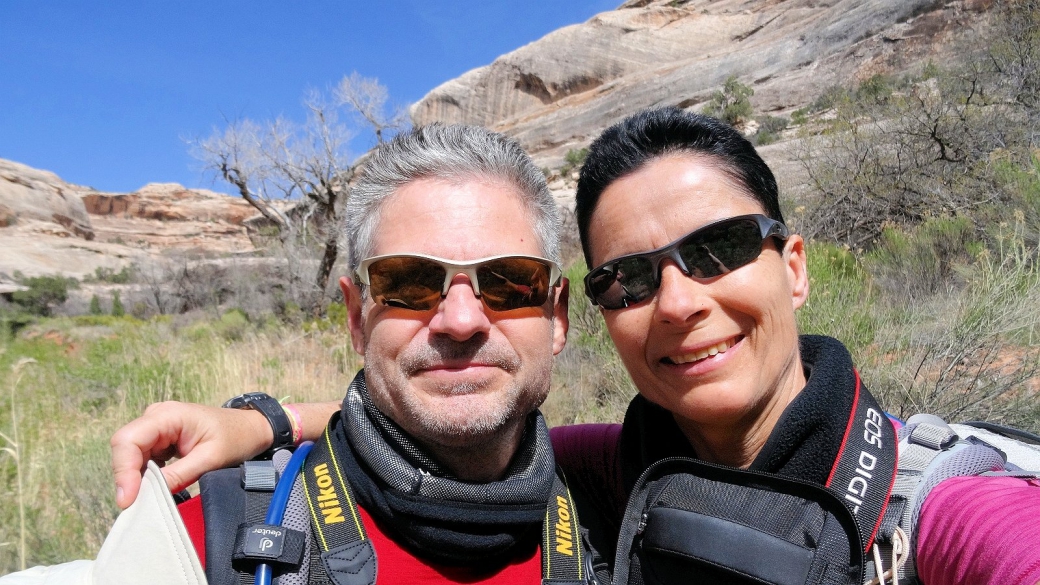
[
  {"left": 951, "top": 423, "right": 1040, "bottom": 471},
  {"left": 0, "top": 461, "right": 207, "bottom": 585}
]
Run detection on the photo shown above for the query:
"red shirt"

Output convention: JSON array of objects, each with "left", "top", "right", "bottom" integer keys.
[{"left": 179, "top": 496, "right": 542, "bottom": 584}]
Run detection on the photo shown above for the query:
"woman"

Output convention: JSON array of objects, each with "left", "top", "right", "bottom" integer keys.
[{"left": 110, "top": 108, "right": 1040, "bottom": 585}]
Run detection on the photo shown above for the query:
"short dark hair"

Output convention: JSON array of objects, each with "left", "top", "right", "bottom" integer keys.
[{"left": 575, "top": 107, "right": 783, "bottom": 266}]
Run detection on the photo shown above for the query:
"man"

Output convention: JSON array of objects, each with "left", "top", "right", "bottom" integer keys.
[{"left": 1, "top": 124, "right": 590, "bottom": 585}]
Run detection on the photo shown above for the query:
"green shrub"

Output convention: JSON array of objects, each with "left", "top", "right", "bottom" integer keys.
[
  {"left": 110, "top": 292, "right": 125, "bottom": 317},
  {"left": 565, "top": 148, "right": 588, "bottom": 167},
  {"left": 215, "top": 309, "right": 250, "bottom": 341},
  {"left": 88, "top": 295, "right": 103, "bottom": 315},
  {"left": 703, "top": 75, "right": 754, "bottom": 125},
  {"left": 10, "top": 275, "right": 78, "bottom": 316},
  {"left": 90, "top": 266, "right": 133, "bottom": 284},
  {"left": 809, "top": 85, "right": 848, "bottom": 113},
  {"left": 754, "top": 114, "right": 789, "bottom": 146},
  {"left": 798, "top": 242, "right": 877, "bottom": 352},
  {"left": 326, "top": 301, "right": 348, "bottom": 329},
  {"left": 560, "top": 147, "right": 589, "bottom": 176},
  {"left": 865, "top": 217, "right": 982, "bottom": 300},
  {"left": 854, "top": 74, "right": 894, "bottom": 104}
]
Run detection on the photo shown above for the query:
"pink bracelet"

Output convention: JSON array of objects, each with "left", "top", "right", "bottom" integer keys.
[{"left": 282, "top": 403, "right": 304, "bottom": 445}]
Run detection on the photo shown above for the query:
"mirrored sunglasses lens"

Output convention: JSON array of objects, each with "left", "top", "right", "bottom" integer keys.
[
  {"left": 476, "top": 258, "right": 551, "bottom": 311},
  {"left": 588, "top": 256, "right": 656, "bottom": 309},
  {"left": 367, "top": 257, "right": 445, "bottom": 310},
  {"left": 678, "top": 219, "right": 763, "bottom": 278}
]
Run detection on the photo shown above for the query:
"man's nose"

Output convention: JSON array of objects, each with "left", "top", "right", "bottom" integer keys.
[{"left": 428, "top": 273, "right": 492, "bottom": 340}]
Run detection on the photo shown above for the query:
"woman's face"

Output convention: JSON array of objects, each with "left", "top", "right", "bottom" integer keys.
[{"left": 587, "top": 154, "right": 810, "bottom": 432}]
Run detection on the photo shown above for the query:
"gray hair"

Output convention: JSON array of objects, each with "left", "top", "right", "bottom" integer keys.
[{"left": 343, "top": 124, "right": 561, "bottom": 273}]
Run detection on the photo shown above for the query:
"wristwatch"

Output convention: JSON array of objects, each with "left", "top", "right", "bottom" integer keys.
[{"left": 222, "top": 392, "right": 294, "bottom": 454}]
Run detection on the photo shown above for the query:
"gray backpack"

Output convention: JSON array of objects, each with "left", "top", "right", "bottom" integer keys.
[{"left": 870, "top": 415, "right": 1040, "bottom": 584}]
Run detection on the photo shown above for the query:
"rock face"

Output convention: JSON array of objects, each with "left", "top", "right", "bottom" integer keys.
[
  {"left": 81, "top": 183, "right": 255, "bottom": 224},
  {"left": 412, "top": 0, "right": 990, "bottom": 166},
  {"left": 81, "top": 184, "right": 255, "bottom": 254},
  {"left": 0, "top": 158, "right": 95, "bottom": 239},
  {"left": 0, "top": 158, "right": 257, "bottom": 279}
]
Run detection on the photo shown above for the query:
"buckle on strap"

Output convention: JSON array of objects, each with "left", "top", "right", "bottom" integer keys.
[
  {"left": 907, "top": 423, "right": 958, "bottom": 451},
  {"left": 242, "top": 460, "right": 278, "bottom": 491}
]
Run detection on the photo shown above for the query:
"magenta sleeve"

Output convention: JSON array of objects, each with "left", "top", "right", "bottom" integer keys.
[
  {"left": 550, "top": 423, "right": 626, "bottom": 518},
  {"left": 916, "top": 475, "right": 1040, "bottom": 585}
]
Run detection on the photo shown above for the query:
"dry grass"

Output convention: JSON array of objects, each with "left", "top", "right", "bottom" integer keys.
[{"left": 0, "top": 316, "right": 360, "bottom": 574}]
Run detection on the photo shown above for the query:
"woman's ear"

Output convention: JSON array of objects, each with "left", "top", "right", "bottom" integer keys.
[
  {"left": 551, "top": 278, "right": 570, "bottom": 356},
  {"left": 784, "top": 235, "right": 809, "bottom": 311}
]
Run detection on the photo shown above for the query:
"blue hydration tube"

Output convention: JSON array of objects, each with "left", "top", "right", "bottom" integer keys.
[{"left": 255, "top": 440, "right": 314, "bottom": 585}]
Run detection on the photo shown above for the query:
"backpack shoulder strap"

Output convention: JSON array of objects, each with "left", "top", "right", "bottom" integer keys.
[
  {"left": 199, "top": 460, "right": 278, "bottom": 585},
  {"left": 951, "top": 422, "right": 1040, "bottom": 473},
  {"left": 880, "top": 414, "right": 1024, "bottom": 584}
]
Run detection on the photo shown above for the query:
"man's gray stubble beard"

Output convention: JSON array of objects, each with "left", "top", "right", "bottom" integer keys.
[{"left": 366, "top": 334, "right": 545, "bottom": 444}]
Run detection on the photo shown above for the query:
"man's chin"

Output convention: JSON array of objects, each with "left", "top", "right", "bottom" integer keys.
[{"left": 405, "top": 394, "right": 523, "bottom": 445}]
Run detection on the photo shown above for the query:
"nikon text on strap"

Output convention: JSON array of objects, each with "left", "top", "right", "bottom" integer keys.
[
  {"left": 303, "top": 428, "right": 377, "bottom": 585},
  {"left": 304, "top": 426, "right": 593, "bottom": 585}
]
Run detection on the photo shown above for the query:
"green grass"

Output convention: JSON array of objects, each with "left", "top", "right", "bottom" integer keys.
[{"left": 0, "top": 316, "right": 362, "bottom": 574}]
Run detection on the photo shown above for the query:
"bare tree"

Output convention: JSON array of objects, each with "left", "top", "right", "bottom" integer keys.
[
  {"left": 799, "top": 1, "right": 1040, "bottom": 249},
  {"left": 194, "top": 73, "right": 406, "bottom": 313}
]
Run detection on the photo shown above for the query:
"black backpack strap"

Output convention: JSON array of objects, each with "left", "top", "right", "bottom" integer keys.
[{"left": 200, "top": 461, "right": 278, "bottom": 585}]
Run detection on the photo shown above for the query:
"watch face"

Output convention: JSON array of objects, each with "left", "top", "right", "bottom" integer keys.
[{"left": 223, "top": 392, "right": 267, "bottom": 409}]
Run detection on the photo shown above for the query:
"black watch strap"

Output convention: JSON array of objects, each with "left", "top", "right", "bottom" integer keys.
[{"left": 222, "top": 392, "right": 294, "bottom": 453}]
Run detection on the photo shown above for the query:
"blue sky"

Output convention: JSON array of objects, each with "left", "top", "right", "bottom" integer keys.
[{"left": 0, "top": 1, "right": 618, "bottom": 193}]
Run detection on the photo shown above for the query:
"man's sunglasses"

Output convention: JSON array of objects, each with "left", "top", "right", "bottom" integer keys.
[
  {"left": 583, "top": 214, "right": 789, "bottom": 310},
  {"left": 355, "top": 254, "right": 563, "bottom": 312}
]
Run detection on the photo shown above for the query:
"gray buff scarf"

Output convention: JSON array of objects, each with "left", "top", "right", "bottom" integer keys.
[{"left": 330, "top": 370, "right": 557, "bottom": 566}]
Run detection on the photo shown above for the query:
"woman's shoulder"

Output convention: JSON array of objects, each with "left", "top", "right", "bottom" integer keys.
[
  {"left": 550, "top": 423, "right": 624, "bottom": 481},
  {"left": 916, "top": 475, "right": 1040, "bottom": 585}
]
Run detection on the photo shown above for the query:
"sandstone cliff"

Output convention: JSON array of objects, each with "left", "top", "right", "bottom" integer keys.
[
  {"left": 0, "top": 158, "right": 94, "bottom": 239},
  {"left": 413, "top": 0, "right": 989, "bottom": 166},
  {"left": 0, "top": 158, "right": 255, "bottom": 279},
  {"left": 82, "top": 182, "right": 255, "bottom": 253}
]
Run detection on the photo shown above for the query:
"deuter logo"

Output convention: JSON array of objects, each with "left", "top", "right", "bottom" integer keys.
[
  {"left": 244, "top": 524, "right": 286, "bottom": 558},
  {"left": 313, "top": 462, "right": 345, "bottom": 524},
  {"left": 554, "top": 495, "right": 574, "bottom": 556},
  {"left": 251, "top": 527, "right": 283, "bottom": 538}
]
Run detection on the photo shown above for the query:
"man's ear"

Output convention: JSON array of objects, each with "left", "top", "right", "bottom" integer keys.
[
  {"left": 784, "top": 235, "right": 810, "bottom": 311},
  {"left": 341, "top": 276, "right": 366, "bottom": 355},
  {"left": 551, "top": 278, "right": 570, "bottom": 356}
]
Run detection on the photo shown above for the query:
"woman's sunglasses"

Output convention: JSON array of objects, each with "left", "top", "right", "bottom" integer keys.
[
  {"left": 583, "top": 214, "right": 789, "bottom": 310},
  {"left": 354, "top": 254, "right": 563, "bottom": 312}
]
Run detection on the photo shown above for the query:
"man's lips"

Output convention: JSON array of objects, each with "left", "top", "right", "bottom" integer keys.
[
  {"left": 662, "top": 336, "right": 741, "bottom": 365},
  {"left": 414, "top": 362, "right": 499, "bottom": 373}
]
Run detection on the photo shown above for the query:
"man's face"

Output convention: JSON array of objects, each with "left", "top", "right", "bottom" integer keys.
[{"left": 341, "top": 176, "right": 568, "bottom": 450}]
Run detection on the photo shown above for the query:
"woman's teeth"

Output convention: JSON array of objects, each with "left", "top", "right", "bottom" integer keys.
[{"left": 669, "top": 339, "right": 735, "bottom": 364}]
